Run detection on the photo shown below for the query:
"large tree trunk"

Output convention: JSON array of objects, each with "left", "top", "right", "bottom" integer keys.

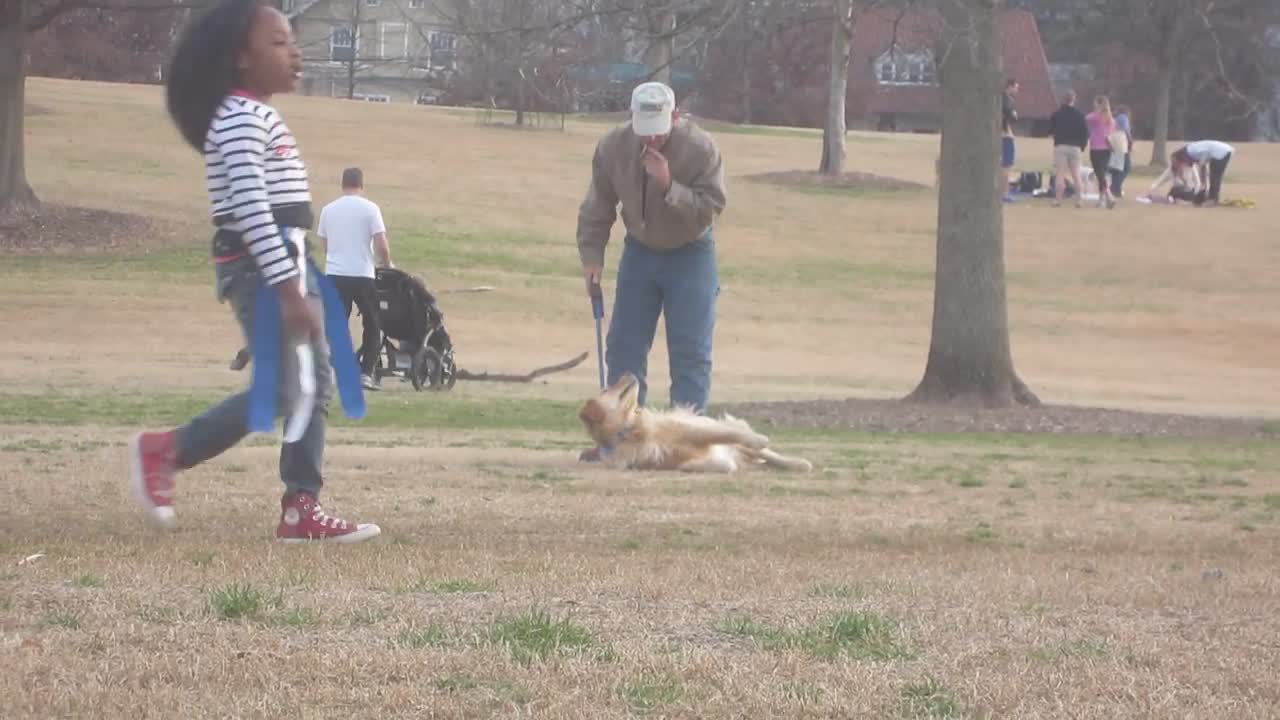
[
  {"left": 738, "top": 4, "right": 752, "bottom": 124},
  {"left": 818, "top": 0, "right": 853, "bottom": 175},
  {"left": 1148, "top": 9, "right": 1189, "bottom": 168},
  {"left": 1170, "top": 63, "right": 1190, "bottom": 141},
  {"left": 646, "top": 5, "right": 675, "bottom": 85},
  {"left": 344, "top": 3, "right": 360, "bottom": 100},
  {"left": 515, "top": 71, "right": 527, "bottom": 126},
  {"left": 906, "top": 0, "right": 1038, "bottom": 408},
  {"left": 515, "top": 30, "right": 528, "bottom": 126},
  {"left": 0, "top": 0, "right": 39, "bottom": 215},
  {"left": 1149, "top": 63, "right": 1173, "bottom": 166}
]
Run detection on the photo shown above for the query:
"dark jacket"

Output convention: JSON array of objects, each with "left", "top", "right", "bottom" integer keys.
[
  {"left": 1048, "top": 104, "right": 1089, "bottom": 149},
  {"left": 1001, "top": 92, "right": 1017, "bottom": 133}
]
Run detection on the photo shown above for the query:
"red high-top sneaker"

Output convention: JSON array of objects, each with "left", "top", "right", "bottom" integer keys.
[
  {"left": 130, "top": 431, "right": 178, "bottom": 529},
  {"left": 275, "top": 492, "right": 381, "bottom": 544}
]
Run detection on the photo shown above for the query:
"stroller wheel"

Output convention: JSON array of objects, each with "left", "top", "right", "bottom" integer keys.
[
  {"left": 439, "top": 352, "right": 457, "bottom": 390},
  {"left": 411, "top": 346, "right": 444, "bottom": 391}
]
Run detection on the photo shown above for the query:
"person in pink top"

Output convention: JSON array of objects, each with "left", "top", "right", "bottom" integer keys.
[{"left": 1085, "top": 95, "right": 1116, "bottom": 208}]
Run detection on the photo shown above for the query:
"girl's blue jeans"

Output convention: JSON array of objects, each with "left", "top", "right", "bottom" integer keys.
[{"left": 174, "top": 255, "right": 332, "bottom": 498}]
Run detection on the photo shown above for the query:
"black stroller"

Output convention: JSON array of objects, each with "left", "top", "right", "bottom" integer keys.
[
  {"left": 364, "top": 266, "right": 458, "bottom": 391},
  {"left": 229, "top": 268, "right": 583, "bottom": 388}
]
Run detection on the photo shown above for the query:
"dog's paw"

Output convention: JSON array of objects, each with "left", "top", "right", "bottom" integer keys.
[{"left": 743, "top": 432, "right": 769, "bottom": 449}]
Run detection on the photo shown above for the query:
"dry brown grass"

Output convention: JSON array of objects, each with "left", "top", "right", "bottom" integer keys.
[
  {"left": 3, "top": 426, "right": 1279, "bottom": 718},
  {"left": 2, "top": 78, "right": 1279, "bottom": 718}
]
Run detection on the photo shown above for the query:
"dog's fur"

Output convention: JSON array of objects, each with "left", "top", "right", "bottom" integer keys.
[{"left": 578, "top": 373, "right": 814, "bottom": 473}]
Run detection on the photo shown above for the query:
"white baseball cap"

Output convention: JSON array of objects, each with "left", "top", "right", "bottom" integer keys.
[{"left": 630, "top": 81, "right": 676, "bottom": 137}]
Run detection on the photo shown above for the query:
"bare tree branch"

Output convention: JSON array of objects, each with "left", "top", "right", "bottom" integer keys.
[{"left": 28, "top": 0, "right": 207, "bottom": 32}]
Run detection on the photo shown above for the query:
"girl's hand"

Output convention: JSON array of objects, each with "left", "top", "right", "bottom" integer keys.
[{"left": 278, "top": 278, "right": 321, "bottom": 342}]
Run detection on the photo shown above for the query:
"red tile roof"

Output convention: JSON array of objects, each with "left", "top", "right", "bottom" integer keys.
[{"left": 847, "top": 8, "right": 1057, "bottom": 120}]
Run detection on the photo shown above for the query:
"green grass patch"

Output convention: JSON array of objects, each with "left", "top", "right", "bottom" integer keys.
[
  {"left": 782, "top": 681, "right": 823, "bottom": 705},
  {"left": 620, "top": 672, "right": 685, "bottom": 712},
  {"left": 277, "top": 608, "right": 320, "bottom": 627},
  {"left": 189, "top": 550, "right": 217, "bottom": 567},
  {"left": 486, "top": 609, "right": 598, "bottom": 665},
  {"left": 347, "top": 607, "right": 388, "bottom": 626},
  {"left": 1, "top": 244, "right": 207, "bottom": 280},
  {"left": 416, "top": 578, "right": 498, "bottom": 594},
  {"left": 374, "top": 226, "right": 575, "bottom": 279},
  {"left": 1, "top": 223, "right": 577, "bottom": 283},
  {"left": 965, "top": 521, "right": 998, "bottom": 543},
  {"left": 395, "top": 624, "right": 450, "bottom": 649},
  {"left": 720, "top": 256, "right": 931, "bottom": 293},
  {"left": 0, "top": 390, "right": 582, "bottom": 433},
  {"left": 70, "top": 574, "right": 104, "bottom": 588},
  {"left": 41, "top": 609, "right": 82, "bottom": 629},
  {"left": 899, "top": 677, "right": 964, "bottom": 719},
  {"left": 1030, "top": 638, "right": 1110, "bottom": 663},
  {"left": 719, "top": 612, "right": 911, "bottom": 660},
  {"left": 431, "top": 673, "right": 531, "bottom": 706},
  {"left": 208, "top": 582, "right": 281, "bottom": 621},
  {"left": 809, "top": 582, "right": 866, "bottom": 599},
  {"left": 434, "top": 674, "right": 481, "bottom": 692},
  {"left": 136, "top": 605, "right": 179, "bottom": 624}
]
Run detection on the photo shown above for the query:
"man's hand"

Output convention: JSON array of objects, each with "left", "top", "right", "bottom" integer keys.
[
  {"left": 641, "top": 145, "right": 672, "bottom": 192},
  {"left": 583, "top": 265, "right": 603, "bottom": 296},
  {"left": 278, "top": 277, "right": 322, "bottom": 342}
]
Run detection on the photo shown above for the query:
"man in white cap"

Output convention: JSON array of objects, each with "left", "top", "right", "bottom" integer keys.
[{"left": 576, "top": 81, "right": 727, "bottom": 459}]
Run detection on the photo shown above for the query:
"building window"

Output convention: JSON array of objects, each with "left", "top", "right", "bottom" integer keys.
[
  {"left": 874, "top": 47, "right": 935, "bottom": 86},
  {"left": 428, "top": 30, "right": 458, "bottom": 70},
  {"left": 380, "top": 21, "right": 407, "bottom": 59},
  {"left": 330, "top": 27, "right": 356, "bottom": 62}
]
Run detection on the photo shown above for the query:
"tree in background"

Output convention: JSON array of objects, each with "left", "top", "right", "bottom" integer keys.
[
  {"left": 3, "top": 0, "right": 202, "bottom": 215},
  {"left": 907, "top": 0, "right": 1038, "bottom": 408}
]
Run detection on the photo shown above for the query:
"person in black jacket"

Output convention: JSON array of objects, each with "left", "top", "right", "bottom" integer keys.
[{"left": 1047, "top": 91, "right": 1089, "bottom": 208}]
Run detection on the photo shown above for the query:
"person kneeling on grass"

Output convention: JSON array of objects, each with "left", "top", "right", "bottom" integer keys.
[
  {"left": 130, "top": 0, "right": 380, "bottom": 544},
  {"left": 1141, "top": 151, "right": 1206, "bottom": 206}
]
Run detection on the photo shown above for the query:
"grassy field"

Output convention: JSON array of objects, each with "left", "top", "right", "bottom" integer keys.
[{"left": 2, "top": 77, "right": 1279, "bottom": 718}]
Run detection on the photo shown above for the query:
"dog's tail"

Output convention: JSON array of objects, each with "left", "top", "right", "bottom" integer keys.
[{"left": 744, "top": 447, "right": 814, "bottom": 472}]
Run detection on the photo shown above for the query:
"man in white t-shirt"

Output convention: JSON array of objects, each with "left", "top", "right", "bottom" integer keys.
[
  {"left": 1181, "top": 140, "right": 1234, "bottom": 205},
  {"left": 317, "top": 167, "right": 394, "bottom": 390}
]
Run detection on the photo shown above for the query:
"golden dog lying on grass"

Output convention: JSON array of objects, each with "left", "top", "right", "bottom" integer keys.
[{"left": 578, "top": 373, "right": 814, "bottom": 473}]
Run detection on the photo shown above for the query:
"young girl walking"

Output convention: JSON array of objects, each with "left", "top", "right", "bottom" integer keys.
[
  {"left": 1086, "top": 95, "right": 1116, "bottom": 209},
  {"left": 130, "top": 0, "right": 380, "bottom": 543}
]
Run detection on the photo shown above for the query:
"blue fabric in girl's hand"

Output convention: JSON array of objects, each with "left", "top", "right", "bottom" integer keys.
[{"left": 247, "top": 237, "right": 365, "bottom": 437}]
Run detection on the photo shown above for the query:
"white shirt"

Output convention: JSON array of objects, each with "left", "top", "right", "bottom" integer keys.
[
  {"left": 318, "top": 194, "right": 387, "bottom": 278},
  {"left": 1185, "top": 141, "right": 1234, "bottom": 161}
]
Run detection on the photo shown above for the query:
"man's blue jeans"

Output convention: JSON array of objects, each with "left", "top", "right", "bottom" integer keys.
[{"left": 605, "top": 233, "right": 718, "bottom": 413}]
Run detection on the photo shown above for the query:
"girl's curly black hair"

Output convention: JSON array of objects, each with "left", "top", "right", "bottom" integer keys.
[{"left": 164, "top": 0, "right": 266, "bottom": 152}]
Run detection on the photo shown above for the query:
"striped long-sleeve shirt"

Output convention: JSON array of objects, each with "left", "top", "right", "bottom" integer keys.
[{"left": 205, "top": 92, "right": 312, "bottom": 286}]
